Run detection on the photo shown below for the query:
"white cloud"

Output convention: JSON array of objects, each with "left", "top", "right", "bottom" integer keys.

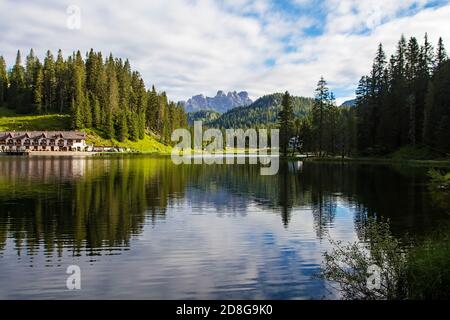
[{"left": 0, "top": 0, "right": 449, "bottom": 103}]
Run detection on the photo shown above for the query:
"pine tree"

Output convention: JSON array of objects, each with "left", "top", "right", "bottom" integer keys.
[
  {"left": 8, "top": 50, "right": 26, "bottom": 111},
  {"left": 84, "top": 92, "right": 92, "bottom": 127},
  {"left": 138, "top": 112, "right": 146, "bottom": 140},
  {"left": 279, "top": 91, "right": 294, "bottom": 157},
  {"left": 436, "top": 37, "right": 447, "bottom": 70},
  {"left": 25, "top": 49, "right": 37, "bottom": 90},
  {"left": 146, "top": 85, "right": 159, "bottom": 131},
  {"left": 421, "top": 33, "right": 434, "bottom": 76},
  {"left": 0, "top": 56, "right": 8, "bottom": 105},
  {"left": 118, "top": 110, "right": 128, "bottom": 142},
  {"left": 43, "top": 50, "right": 56, "bottom": 113},
  {"left": 55, "top": 49, "right": 67, "bottom": 113},
  {"left": 128, "top": 112, "right": 139, "bottom": 141},
  {"left": 92, "top": 96, "right": 101, "bottom": 126},
  {"left": 71, "top": 97, "right": 83, "bottom": 129},
  {"left": 105, "top": 55, "right": 119, "bottom": 138},
  {"left": 34, "top": 66, "right": 44, "bottom": 114},
  {"left": 312, "top": 77, "right": 331, "bottom": 156},
  {"left": 405, "top": 37, "right": 421, "bottom": 145}
]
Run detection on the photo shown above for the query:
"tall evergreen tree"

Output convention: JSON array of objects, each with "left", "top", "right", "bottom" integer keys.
[
  {"left": 8, "top": 50, "right": 26, "bottom": 111},
  {"left": 118, "top": 110, "right": 128, "bottom": 142},
  {"left": 43, "top": 50, "right": 56, "bottom": 113},
  {"left": 55, "top": 49, "right": 68, "bottom": 113},
  {"left": 0, "top": 56, "right": 8, "bottom": 105},
  {"left": 34, "top": 65, "right": 44, "bottom": 114},
  {"left": 279, "top": 91, "right": 294, "bottom": 157},
  {"left": 436, "top": 37, "right": 447, "bottom": 70},
  {"left": 312, "top": 77, "right": 331, "bottom": 156},
  {"left": 71, "top": 97, "right": 83, "bottom": 129}
]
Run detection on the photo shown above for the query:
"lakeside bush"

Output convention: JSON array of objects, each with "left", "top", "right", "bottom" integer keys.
[
  {"left": 319, "top": 219, "right": 450, "bottom": 300},
  {"left": 428, "top": 169, "right": 450, "bottom": 190}
]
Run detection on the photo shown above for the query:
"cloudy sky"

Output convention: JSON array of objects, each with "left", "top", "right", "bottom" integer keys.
[{"left": 1, "top": 0, "right": 450, "bottom": 103}]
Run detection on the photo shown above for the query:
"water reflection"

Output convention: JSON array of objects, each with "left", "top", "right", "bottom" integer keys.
[{"left": 0, "top": 156, "right": 448, "bottom": 299}]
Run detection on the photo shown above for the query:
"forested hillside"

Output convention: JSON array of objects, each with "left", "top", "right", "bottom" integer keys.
[
  {"left": 208, "top": 93, "right": 314, "bottom": 129},
  {"left": 187, "top": 110, "right": 221, "bottom": 125},
  {"left": 0, "top": 49, "right": 187, "bottom": 144}
]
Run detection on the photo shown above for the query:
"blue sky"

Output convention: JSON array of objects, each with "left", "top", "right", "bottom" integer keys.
[{"left": 1, "top": 0, "right": 450, "bottom": 103}]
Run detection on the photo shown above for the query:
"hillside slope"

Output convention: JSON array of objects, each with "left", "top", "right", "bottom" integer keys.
[
  {"left": 207, "top": 93, "right": 314, "bottom": 129},
  {"left": 0, "top": 107, "right": 171, "bottom": 153}
]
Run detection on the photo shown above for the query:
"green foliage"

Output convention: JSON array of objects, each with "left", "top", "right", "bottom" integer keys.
[
  {"left": 0, "top": 107, "right": 71, "bottom": 131},
  {"left": 407, "top": 227, "right": 450, "bottom": 299},
  {"left": 320, "top": 219, "right": 450, "bottom": 300},
  {"left": 83, "top": 128, "right": 171, "bottom": 153},
  {"left": 0, "top": 56, "right": 7, "bottom": 105},
  {"left": 312, "top": 77, "right": 338, "bottom": 156},
  {"left": 320, "top": 219, "right": 408, "bottom": 300},
  {"left": 70, "top": 98, "right": 83, "bottom": 129},
  {"left": 428, "top": 168, "right": 450, "bottom": 190},
  {"left": 390, "top": 145, "right": 439, "bottom": 160},
  {"left": 357, "top": 34, "right": 450, "bottom": 156},
  {"left": 279, "top": 91, "right": 294, "bottom": 157}
]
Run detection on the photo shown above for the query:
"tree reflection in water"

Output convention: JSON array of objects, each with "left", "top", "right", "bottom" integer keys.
[{"left": 0, "top": 157, "right": 448, "bottom": 259}]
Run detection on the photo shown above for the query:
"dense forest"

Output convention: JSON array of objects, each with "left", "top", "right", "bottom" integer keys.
[
  {"left": 356, "top": 34, "right": 450, "bottom": 155},
  {"left": 0, "top": 49, "right": 187, "bottom": 143},
  {"left": 279, "top": 34, "right": 450, "bottom": 158}
]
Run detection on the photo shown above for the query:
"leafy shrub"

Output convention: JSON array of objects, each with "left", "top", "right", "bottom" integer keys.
[{"left": 320, "top": 219, "right": 450, "bottom": 300}]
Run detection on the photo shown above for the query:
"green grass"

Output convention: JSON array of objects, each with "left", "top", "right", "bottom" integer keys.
[
  {"left": 0, "top": 107, "right": 71, "bottom": 131},
  {"left": 389, "top": 145, "right": 443, "bottom": 160},
  {"left": 301, "top": 145, "right": 450, "bottom": 166},
  {"left": 83, "top": 129, "right": 171, "bottom": 154},
  {"left": 0, "top": 107, "right": 171, "bottom": 153}
]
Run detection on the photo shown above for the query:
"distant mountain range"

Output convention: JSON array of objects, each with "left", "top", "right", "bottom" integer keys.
[
  {"left": 180, "top": 90, "right": 253, "bottom": 113},
  {"left": 186, "top": 94, "right": 355, "bottom": 128},
  {"left": 202, "top": 93, "right": 315, "bottom": 129}
]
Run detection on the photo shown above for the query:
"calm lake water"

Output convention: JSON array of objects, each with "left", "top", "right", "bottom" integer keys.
[{"left": 0, "top": 156, "right": 449, "bottom": 299}]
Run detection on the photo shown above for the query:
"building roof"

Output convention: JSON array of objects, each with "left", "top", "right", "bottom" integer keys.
[{"left": 0, "top": 131, "right": 86, "bottom": 140}]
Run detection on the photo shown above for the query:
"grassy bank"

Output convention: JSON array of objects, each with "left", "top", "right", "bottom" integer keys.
[
  {"left": 297, "top": 146, "right": 450, "bottom": 167},
  {"left": 0, "top": 107, "right": 171, "bottom": 154},
  {"left": 83, "top": 129, "right": 171, "bottom": 154},
  {"left": 302, "top": 156, "right": 450, "bottom": 167}
]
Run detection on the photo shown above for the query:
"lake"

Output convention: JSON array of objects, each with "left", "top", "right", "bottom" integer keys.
[{"left": 0, "top": 156, "right": 448, "bottom": 299}]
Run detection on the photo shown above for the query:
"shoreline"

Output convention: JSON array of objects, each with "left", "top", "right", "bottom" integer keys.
[
  {"left": 0, "top": 151, "right": 99, "bottom": 157},
  {"left": 1, "top": 150, "right": 450, "bottom": 166},
  {"left": 298, "top": 156, "right": 450, "bottom": 167}
]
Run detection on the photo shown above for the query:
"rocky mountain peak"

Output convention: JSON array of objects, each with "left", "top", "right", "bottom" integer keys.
[{"left": 181, "top": 90, "right": 253, "bottom": 113}]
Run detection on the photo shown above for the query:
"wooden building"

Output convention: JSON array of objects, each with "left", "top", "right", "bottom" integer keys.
[{"left": 0, "top": 131, "right": 87, "bottom": 152}]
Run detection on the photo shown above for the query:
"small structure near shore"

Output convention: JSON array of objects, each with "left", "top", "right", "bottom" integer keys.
[{"left": 0, "top": 131, "right": 87, "bottom": 153}]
